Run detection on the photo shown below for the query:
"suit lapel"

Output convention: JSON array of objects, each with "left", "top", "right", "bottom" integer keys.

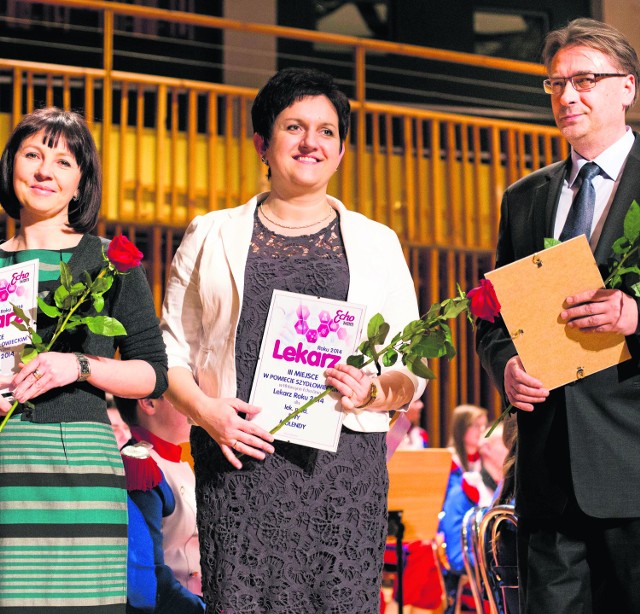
[
  {"left": 532, "top": 159, "right": 568, "bottom": 249},
  {"left": 594, "top": 135, "right": 640, "bottom": 263}
]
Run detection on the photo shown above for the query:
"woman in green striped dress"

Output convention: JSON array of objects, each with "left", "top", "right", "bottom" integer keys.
[{"left": 0, "top": 108, "right": 168, "bottom": 612}]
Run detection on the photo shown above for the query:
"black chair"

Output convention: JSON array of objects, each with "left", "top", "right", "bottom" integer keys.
[{"left": 478, "top": 504, "right": 519, "bottom": 614}]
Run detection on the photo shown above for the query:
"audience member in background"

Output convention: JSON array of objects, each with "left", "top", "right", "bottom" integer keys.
[
  {"left": 439, "top": 420, "right": 511, "bottom": 613},
  {"left": 397, "top": 398, "right": 429, "bottom": 450},
  {"left": 488, "top": 415, "right": 519, "bottom": 614},
  {"left": 115, "top": 395, "right": 204, "bottom": 614},
  {"left": 444, "top": 404, "right": 488, "bottom": 497},
  {"left": 107, "top": 394, "right": 132, "bottom": 449}
]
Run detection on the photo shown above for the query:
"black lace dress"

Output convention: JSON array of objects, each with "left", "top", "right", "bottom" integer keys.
[{"left": 191, "top": 209, "right": 388, "bottom": 613}]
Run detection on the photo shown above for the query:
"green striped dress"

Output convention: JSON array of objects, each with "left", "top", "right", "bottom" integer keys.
[{"left": 0, "top": 250, "right": 127, "bottom": 612}]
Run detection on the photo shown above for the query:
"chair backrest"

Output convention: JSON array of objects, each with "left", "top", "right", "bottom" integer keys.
[
  {"left": 460, "top": 505, "right": 486, "bottom": 614},
  {"left": 478, "top": 504, "right": 519, "bottom": 614}
]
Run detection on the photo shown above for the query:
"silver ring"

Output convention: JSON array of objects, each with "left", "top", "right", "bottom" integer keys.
[
  {"left": 32, "top": 369, "right": 43, "bottom": 381},
  {"left": 232, "top": 440, "right": 238, "bottom": 450}
]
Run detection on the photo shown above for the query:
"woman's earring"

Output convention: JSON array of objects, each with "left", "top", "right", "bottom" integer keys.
[
  {"left": 261, "top": 156, "right": 269, "bottom": 166},
  {"left": 72, "top": 193, "right": 79, "bottom": 202}
]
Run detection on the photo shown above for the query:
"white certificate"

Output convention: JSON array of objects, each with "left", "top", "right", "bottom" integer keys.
[
  {"left": 249, "top": 290, "right": 366, "bottom": 452},
  {"left": 0, "top": 259, "right": 39, "bottom": 397}
]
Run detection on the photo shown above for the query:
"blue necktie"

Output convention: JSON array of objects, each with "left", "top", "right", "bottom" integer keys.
[{"left": 559, "top": 162, "right": 600, "bottom": 241}]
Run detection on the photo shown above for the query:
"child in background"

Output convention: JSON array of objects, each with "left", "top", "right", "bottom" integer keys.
[{"left": 115, "top": 395, "right": 204, "bottom": 614}]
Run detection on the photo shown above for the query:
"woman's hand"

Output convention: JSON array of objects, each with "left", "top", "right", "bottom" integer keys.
[
  {"left": 10, "top": 351, "right": 79, "bottom": 403},
  {"left": 324, "top": 363, "right": 375, "bottom": 411},
  {"left": 0, "top": 379, "right": 13, "bottom": 414},
  {"left": 195, "top": 397, "right": 275, "bottom": 470}
]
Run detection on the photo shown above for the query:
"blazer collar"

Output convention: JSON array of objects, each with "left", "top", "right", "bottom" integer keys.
[{"left": 220, "top": 194, "right": 263, "bottom": 299}]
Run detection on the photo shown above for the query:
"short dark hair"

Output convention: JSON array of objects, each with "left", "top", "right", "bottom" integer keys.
[
  {"left": 0, "top": 107, "right": 102, "bottom": 233},
  {"left": 251, "top": 67, "right": 351, "bottom": 150},
  {"left": 542, "top": 18, "right": 640, "bottom": 107},
  {"left": 113, "top": 396, "right": 139, "bottom": 427}
]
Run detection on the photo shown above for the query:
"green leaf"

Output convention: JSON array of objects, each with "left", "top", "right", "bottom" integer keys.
[
  {"left": 60, "top": 260, "right": 73, "bottom": 290},
  {"left": 408, "top": 333, "right": 448, "bottom": 359},
  {"left": 425, "top": 303, "right": 441, "bottom": 321},
  {"left": 403, "top": 319, "right": 425, "bottom": 338},
  {"left": 405, "top": 355, "right": 436, "bottom": 380},
  {"left": 372, "top": 322, "right": 390, "bottom": 346},
  {"left": 20, "top": 346, "right": 39, "bottom": 364},
  {"left": 37, "top": 297, "right": 61, "bottom": 319},
  {"left": 82, "top": 270, "right": 93, "bottom": 287},
  {"left": 68, "top": 282, "right": 87, "bottom": 297},
  {"left": 31, "top": 332, "right": 43, "bottom": 346},
  {"left": 346, "top": 354, "right": 366, "bottom": 369},
  {"left": 358, "top": 340, "right": 374, "bottom": 358},
  {"left": 81, "top": 316, "right": 127, "bottom": 337},
  {"left": 623, "top": 200, "right": 640, "bottom": 242},
  {"left": 54, "top": 285, "right": 70, "bottom": 309},
  {"left": 367, "top": 313, "right": 385, "bottom": 340},
  {"left": 444, "top": 339, "right": 457, "bottom": 361},
  {"left": 11, "top": 321, "right": 28, "bottom": 332},
  {"left": 10, "top": 303, "right": 31, "bottom": 325},
  {"left": 382, "top": 348, "right": 398, "bottom": 367},
  {"left": 611, "top": 236, "right": 629, "bottom": 255},
  {"left": 62, "top": 294, "right": 79, "bottom": 311},
  {"left": 91, "top": 275, "right": 113, "bottom": 295},
  {"left": 544, "top": 237, "right": 561, "bottom": 249},
  {"left": 631, "top": 281, "right": 640, "bottom": 298},
  {"left": 442, "top": 298, "right": 469, "bottom": 319},
  {"left": 93, "top": 294, "right": 105, "bottom": 313}
]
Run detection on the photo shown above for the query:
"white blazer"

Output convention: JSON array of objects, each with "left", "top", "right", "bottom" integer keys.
[{"left": 161, "top": 193, "right": 425, "bottom": 433}]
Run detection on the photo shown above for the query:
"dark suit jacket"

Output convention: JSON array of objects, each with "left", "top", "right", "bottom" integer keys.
[{"left": 476, "top": 134, "right": 640, "bottom": 520}]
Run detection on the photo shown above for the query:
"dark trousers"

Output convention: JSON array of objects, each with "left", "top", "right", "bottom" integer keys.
[{"left": 518, "top": 499, "right": 640, "bottom": 614}]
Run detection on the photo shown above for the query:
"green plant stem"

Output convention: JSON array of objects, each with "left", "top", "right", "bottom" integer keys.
[
  {"left": 268, "top": 387, "right": 333, "bottom": 435},
  {"left": 0, "top": 267, "right": 108, "bottom": 433},
  {"left": 47, "top": 267, "right": 108, "bottom": 352},
  {"left": 0, "top": 401, "right": 18, "bottom": 432},
  {"left": 484, "top": 403, "right": 514, "bottom": 438},
  {"left": 603, "top": 244, "right": 640, "bottom": 287}
]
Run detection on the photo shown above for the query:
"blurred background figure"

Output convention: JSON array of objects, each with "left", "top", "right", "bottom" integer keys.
[
  {"left": 107, "top": 393, "right": 132, "bottom": 449},
  {"left": 115, "top": 395, "right": 204, "bottom": 614},
  {"left": 445, "top": 404, "right": 488, "bottom": 497},
  {"left": 439, "top": 419, "right": 513, "bottom": 613},
  {"left": 396, "top": 398, "right": 429, "bottom": 450}
]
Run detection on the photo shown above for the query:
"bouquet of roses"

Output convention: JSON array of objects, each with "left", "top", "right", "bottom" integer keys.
[{"left": 0, "top": 235, "right": 143, "bottom": 432}]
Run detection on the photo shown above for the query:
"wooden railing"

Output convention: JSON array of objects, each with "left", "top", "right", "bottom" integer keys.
[{"left": 0, "top": 1, "right": 568, "bottom": 444}]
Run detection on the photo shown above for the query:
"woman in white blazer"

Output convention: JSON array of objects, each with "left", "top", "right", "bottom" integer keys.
[{"left": 162, "top": 67, "right": 425, "bottom": 614}]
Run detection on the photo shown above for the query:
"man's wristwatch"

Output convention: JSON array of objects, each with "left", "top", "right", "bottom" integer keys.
[{"left": 74, "top": 353, "right": 91, "bottom": 382}]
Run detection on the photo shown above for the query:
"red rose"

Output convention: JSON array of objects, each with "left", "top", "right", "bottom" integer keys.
[
  {"left": 467, "top": 279, "right": 501, "bottom": 323},
  {"left": 107, "top": 235, "right": 143, "bottom": 272}
]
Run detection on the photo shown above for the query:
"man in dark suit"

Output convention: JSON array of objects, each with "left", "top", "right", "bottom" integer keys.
[{"left": 476, "top": 18, "right": 640, "bottom": 614}]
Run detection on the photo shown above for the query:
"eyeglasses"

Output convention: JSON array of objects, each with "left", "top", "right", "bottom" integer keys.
[{"left": 543, "top": 72, "right": 628, "bottom": 95}]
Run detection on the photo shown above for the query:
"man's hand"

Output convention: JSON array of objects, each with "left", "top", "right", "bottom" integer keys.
[
  {"left": 562, "top": 288, "right": 638, "bottom": 336},
  {"left": 504, "top": 356, "right": 549, "bottom": 412}
]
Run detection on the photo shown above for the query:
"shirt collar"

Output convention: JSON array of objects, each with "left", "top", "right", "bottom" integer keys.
[
  {"left": 569, "top": 128, "right": 635, "bottom": 186},
  {"left": 130, "top": 425, "right": 182, "bottom": 462}
]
